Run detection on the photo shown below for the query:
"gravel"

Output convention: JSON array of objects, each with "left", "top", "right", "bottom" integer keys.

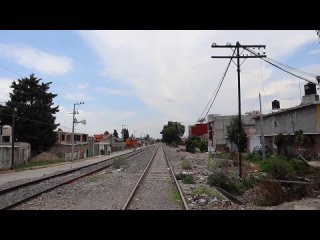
[
  {"left": 12, "top": 146, "right": 158, "bottom": 210},
  {"left": 126, "top": 145, "right": 184, "bottom": 210}
]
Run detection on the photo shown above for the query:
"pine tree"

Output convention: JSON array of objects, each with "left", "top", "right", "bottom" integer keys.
[{"left": 0, "top": 74, "right": 59, "bottom": 155}]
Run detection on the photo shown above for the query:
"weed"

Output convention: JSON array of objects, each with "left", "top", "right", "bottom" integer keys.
[
  {"left": 181, "top": 158, "right": 192, "bottom": 170},
  {"left": 193, "top": 186, "right": 223, "bottom": 199},
  {"left": 171, "top": 188, "right": 183, "bottom": 206},
  {"left": 175, "top": 173, "right": 195, "bottom": 184}
]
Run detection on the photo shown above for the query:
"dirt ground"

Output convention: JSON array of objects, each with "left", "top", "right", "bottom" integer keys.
[{"left": 170, "top": 148, "right": 320, "bottom": 210}]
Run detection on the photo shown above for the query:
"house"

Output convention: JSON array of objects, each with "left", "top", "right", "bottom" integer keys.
[
  {"left": 252, "top": 83, "right": 320, "bottom": 156},
  {"left": 0, "top": 125, "right": 31, "bottom": 169},
  {"left": 51, "top": 131, "right": 89, "bottom": 160},
  {"left": 188, "top": 123, "right": 208, "bottom": 140},
  {"left": 207, "top": 114, "right": 256, "bottom": 152}
]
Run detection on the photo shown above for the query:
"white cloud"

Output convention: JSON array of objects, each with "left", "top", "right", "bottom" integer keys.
[
  {"left": 77, "top": 83, "right": 89, "bottom": 89},
  {"left": 95, "top": 87, "right": 131, "bottom": 96},
  {"left": 0, "top": 43, "right": 72, "bottom": 75},
  {"left": 63, "top": 93, "right": 94, "bottom": 101},
  {"left": 308, "top": 49, "right": 320, "bottom": 55},
  {"left": 0, "top": 78, "right": 12, "bottom": 102},
  {"left": 77, "top": 30, "right": 317, "bottom": 137}
]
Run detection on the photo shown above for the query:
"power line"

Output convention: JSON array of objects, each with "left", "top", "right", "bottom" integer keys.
[
  {"left": 199, "top": 48, "right": 236, "bottom": 120},
  {"left": 244, "top": 47, "right": 318, "bottom": 85}
]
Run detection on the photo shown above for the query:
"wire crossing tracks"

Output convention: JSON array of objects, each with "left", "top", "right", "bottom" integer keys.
[
  {"left": 122, "top": 144, "right": 187, "bottom": 210},
  {"left": 0, "top": 146, "right": 153, "bottom": 210}
]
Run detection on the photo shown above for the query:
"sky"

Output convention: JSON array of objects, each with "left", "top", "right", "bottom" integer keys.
[{"left": 0, "top": 30, "right": 319, "bottom": 139}]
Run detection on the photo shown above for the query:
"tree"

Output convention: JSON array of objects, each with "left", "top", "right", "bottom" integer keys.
[
  {"left": 0, "top": 74, "right": 59, "bottom": 155},
  {"left": 113, "top": 129, "right": 119, "bottom": 138},
  {"left": 226, "top": 117, "right": 247, "bottom": 152},
  {"left": 104, "top": 130, "right": 110, "bottom": 135},
  {"left": 144, "top": 134, "right": 150, "bottom": 141},
  {"left": 160, "top": 121, "right": 185, "bottom": 144},
  {"left": 121, "top": 128, "right": 129, "bottom": 141}
]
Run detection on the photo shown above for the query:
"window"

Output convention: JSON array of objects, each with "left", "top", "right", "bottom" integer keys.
[{"left": 61, "top": 134, "right": 65, "bottom": 141}]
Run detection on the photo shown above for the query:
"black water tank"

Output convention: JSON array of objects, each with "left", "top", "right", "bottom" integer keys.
[
  {"left": 304, "top": 83, "right": 317, "bottom": 95},
  {"left": 272, "top": 100, "right": 280, "bottom": 110}
]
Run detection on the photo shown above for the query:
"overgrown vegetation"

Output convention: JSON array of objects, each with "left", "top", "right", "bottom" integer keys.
[
  {"left": 176, "top": 173, "right": 195, "bottom": 184},
  {"left": 171, "top": 188, "right": 183, "bottom": 206},
  {"left": 186, "top": 136, "right": 208, "bottom": 153},
  {"left": 260, "top": 157, "right": 295, "bottom": 180},
  {"left": 181, "top": 157, "right": 192, "bottom": 170},
  {"left": 207, "top": 170, "right": 256, "bottom": 196},
  {"left": 15, "top": 159, "right": 64, "bottom": 171},
  {"left": 193, "top": 186, "right": 223, "bottom": 199}
]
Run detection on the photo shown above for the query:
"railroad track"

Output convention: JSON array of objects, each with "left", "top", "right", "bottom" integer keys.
[
  {"left": 122, "top": 144, "right": 188, "bottom": 210},
  {"left": 0, "top": 145, "right": 156, "bottom": 210}
]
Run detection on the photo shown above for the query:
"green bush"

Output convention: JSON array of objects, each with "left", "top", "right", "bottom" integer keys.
[
  {"left": 175, "top": 173, "right": 195, "bottom": 184},
  {"left": 185, "top": 136, "right": 207, "bottom": 153},
  {"left": 207, "top": 171, "right": 241, "bottom": 195},
  {"left": 260, "top": 157, "right": 294, "bottom": 180},
  {"left": 198, "top": 140, "right": 208, "bottom": 153}
]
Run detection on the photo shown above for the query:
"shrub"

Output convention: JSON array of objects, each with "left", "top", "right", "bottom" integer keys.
[
  {"left": 175, "top": 173, "right": 195, "bottom": 184},
  {"left": 207, "top": 171, "right": 241, "bottom": 195},
  {"left": 198, "top": 140, "right": 208, "bottom": 153},
  {"left": 207, "top": 158, "right": 229, "bottom": 171},
  {"left": 181, "top": 158, "right": 192, "bottom": 170},
  {"left": 260, "top": 157, "right": 294, "bottom": 180}
]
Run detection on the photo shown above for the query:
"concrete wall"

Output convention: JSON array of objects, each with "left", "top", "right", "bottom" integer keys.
[
  {"left": 0, "top": 143, "right": 31, "bottom": 169},
  {"left": 207, "top": 114, "right": 256, "bottom": 146},
  {"left": 256, "top": 104, "right": 320, "bottom": 136},
  {"left": 50, "top": 144, "right": 88, "bottom": 160}
]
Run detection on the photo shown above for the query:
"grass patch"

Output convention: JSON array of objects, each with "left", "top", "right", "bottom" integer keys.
[
  {"left": 193, "top": 186, "right": 223, "bottom": 199},
  {"left": 207, "top": 157, "right": 229, "bottom": 171},
  {"left": 260, "top": 157, "right": 295, "bottom": 180},
  {"left": 181, "top": 158, "right": 192, "bottom": 170},
  {"left": 15, "top": 159, "right": 65, "bottom": 171},
  {"left": 207, "top": 170, "right": 257, "bottom": 196},
  {"left": 171, "top": 188, "right": 183, "bottom": 206},
  {"left": 176, "top": 173, "right": 195, "bottom": 184}
]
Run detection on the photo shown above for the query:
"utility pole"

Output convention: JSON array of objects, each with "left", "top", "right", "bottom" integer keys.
[
  {"left": 211, "top": 42, "right": 266, "bottom": 179},
  {"left": 259, "top": 93, "right": 266, "bottom": 161},
  {"left": 121, "top": 124, "right": 126, "bottom": 151},
  {"left": 71, "top": 102, "right": 84, "bottom": 161},
  {"left": 11, "top": 107, "right": 16, "bottom": 170}
]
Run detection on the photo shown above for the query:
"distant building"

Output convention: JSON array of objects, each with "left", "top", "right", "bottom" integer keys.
[
  {"left": 252, "top": 84, "right": 320, "bottom": 156},
  {"left": 51, "top": 131, "right": 89, "bottom": 160},
  {"left": 0, "top": 125, "right": 31, "bottom": 169},
  {"left": 188, "top": 123, "right": 208, "bottom": 140},
  {"left": 207, "top": 114, "right": 256, "bottom": 152}
]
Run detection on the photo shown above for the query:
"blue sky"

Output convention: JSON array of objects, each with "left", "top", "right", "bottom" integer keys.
[{"left": 0, "top": 30, "right": 319, "bottom": 138}]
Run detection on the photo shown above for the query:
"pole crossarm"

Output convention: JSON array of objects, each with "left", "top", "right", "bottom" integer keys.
[{"left": 211, "top": 41, "right": 266, "bottom": 179}]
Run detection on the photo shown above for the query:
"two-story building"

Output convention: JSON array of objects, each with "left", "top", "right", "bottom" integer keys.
[
  {"left": 253, "top": 83, "right": 320, "bottom": 156},
  {"left": 51, "top": 131, "right": 89, "bottom": 160},
  {"left": 207, "top": 114, "right": 256, "bottom": 152}
]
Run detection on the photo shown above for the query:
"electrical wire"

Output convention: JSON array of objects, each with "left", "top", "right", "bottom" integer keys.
[
  {"left": 244, "top": 47, "right": 318, "bottom": 85},
  {"left": 198, "top": 48, "right": 236, "bottom": 120}
]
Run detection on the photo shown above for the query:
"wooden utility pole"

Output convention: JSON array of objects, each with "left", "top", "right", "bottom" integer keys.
[
  {"left": 259, "top": 93, "right": 266, "bottom": 161},
  {"left": 211, "top": 42, "right": 266, "bottom": 179}
]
